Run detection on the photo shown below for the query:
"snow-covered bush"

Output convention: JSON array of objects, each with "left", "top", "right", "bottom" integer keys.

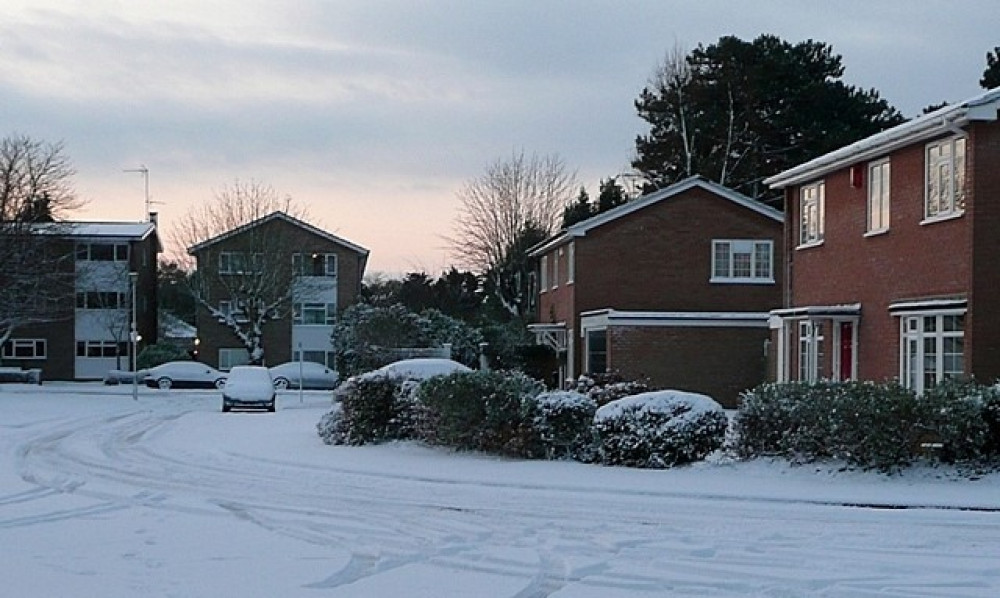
[
  {"left": 574, "top": 374, "right": 652, "bottom": 406},
  {"left": 736, "top": 380, "right": 998, "bottom": 472},
  {"left": 594, "top": 390, "right": 727, "bottom": 468},
  {"left": 917, "top": 380, "right": 992, "bottom": 463},
  {"left": 321, "top": 373, "right": 419, "bottom": 445},
  {"left": 524, "top": 390, "right": 598, "bottom": 461},
  {"left": 986, "top": 390, "right": 1000, "bottom": 457},
  {"left": 416, "top": 370, "right": 544, "bottom": 456}
]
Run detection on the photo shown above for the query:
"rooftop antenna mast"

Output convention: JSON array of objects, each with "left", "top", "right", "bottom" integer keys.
[{"left": 123, "top": 165, "right": 151, "bottom": 221}]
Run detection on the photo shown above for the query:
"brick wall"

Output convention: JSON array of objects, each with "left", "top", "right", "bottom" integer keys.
[
  {"left": 970, "top": 120, "right": 1000, "bottom": 381},
  {"left": 610, "top": 325, "right": 770, "bottom": 408},
  {"left": 537, "top": 186, "right": 783, "bottom": 381},
  {"left": 785, "top": 132, "right": 975, "bottom": 382}
]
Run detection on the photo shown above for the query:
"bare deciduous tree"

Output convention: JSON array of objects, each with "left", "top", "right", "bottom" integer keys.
[
  {"left": 447, "top": 151, "right": 577, "bottom": 316},
  {"left": 174, "top": 180, "right": 312, "bottom": 364},
  {"left": 0, "top": 135, "right": 81, "bottom": 349}
]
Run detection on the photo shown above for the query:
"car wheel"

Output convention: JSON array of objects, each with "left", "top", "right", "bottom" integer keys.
[
  {"left": 268, "top": 401, "right": 276, "bottom": 413},
  {"left": 222, "top": 402, "right": 231, "bottom": 413},
  {"left": 157, "top": 377, "right": 172, "bottom": 390},
  {"left": 274, "top": 377, "right": 290, "bottom": 391},
  {"left": 214, "top": 378, "right": 226, "bottom": 389}
]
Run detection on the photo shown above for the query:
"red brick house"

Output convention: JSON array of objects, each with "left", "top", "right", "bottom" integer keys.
[
  {"left": 764, "top": 87, "right": 1000, "bottom": 393},
  {"left": 1, "top": 219, "right": 161, "bottom": 380},
  {"left": 528, "top": 176, "right": 784, "bottom": 407},
  {"left": 188, "top": 212, "right": 368, "bottom": 370}
]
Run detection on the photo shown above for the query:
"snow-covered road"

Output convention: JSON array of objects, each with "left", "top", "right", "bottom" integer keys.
[{"left": 2, "top": 384, "right": 999, "bottom": 597}]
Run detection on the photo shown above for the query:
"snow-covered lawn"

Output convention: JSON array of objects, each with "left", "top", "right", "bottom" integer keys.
[{"left": 1, "top": 383, "right": 999, "bottom": 597}]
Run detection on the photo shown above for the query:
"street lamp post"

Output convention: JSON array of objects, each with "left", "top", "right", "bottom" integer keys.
[{"left": 129, "top": 271, "right": 139, "bottom": 401}]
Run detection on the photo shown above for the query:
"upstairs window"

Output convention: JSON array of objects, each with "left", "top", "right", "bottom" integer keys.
[
  {"left": 925, "top": 137, "right": 966, "bottom": 220},
  {"left": 2, "top": 339, "right": 47, "bottom": 359},
  {"left": 799, "top": 182, "right": 825, "bottom": 246},
  {"left": 867, "top": 159, "right": 891, "bottom": 234},
  {"left": 292, "top": 253, "right": 338, "bottom": 277},
  {"left": 711, "top": 240, "right": 773, "bottom": 283},
  {"left": 76, "top": 291, "right": 127, "bottom": 309},
  {"left": 218, "top": 251, "right": 262, "bottom": 275},
  {"left": 539, "top": 255, "right": 549, "bottom": 292},
  {"left": 76, "top": 243, "right": 129, "bottom": 262},
  {"left": 292, "top": 302, "right": 337, "bottom": 325}
]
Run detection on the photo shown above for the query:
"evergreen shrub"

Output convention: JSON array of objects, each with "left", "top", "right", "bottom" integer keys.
[
  {"left": 416, "top": 370, "right": 544, "bottom": 456},
  {"left": 736, "top": 380, "right": 999, "bottom": 472},
  {"left": 524, "top": 390, "right": 598, "bottom": 461},
  {"left": 594, "top": 390, "right": 727, "bottom": 468}
]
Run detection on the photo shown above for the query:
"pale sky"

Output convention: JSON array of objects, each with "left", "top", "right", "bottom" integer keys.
[{"left": 3, "top": 1, "right": 996, "bottom": 275}]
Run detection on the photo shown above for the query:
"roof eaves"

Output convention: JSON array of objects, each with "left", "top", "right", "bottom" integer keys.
[{"left": 765, "top": 87, "right": 1000, "bottom": 189}]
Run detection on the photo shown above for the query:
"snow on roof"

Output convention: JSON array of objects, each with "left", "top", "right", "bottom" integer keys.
[
  {"left": 770, "top": 304, "right": 862, "bottom": 318},
  {"left": 33, "top": 220, "right": 157, "bottom": 240},
  {"left": 529, "top": 176, "right": 783, "bottom": 257},
  {"left": 161, "top": 313, "right": 197, "bottom": 339},
  {"left": 888, "top": 297, "right": 967, "bottom": 313},
  {"left": 187, "top": 211, "right": 369, "bottom": 256},
  {"left": 580, "top": 309, "right": 770, "bottom": 329},
  {"left": 765, "top": 86, "right": 1000, "bottom": 189}
]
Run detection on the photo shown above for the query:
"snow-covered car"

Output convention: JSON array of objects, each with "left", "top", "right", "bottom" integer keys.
[
  {"left": 221, "top": 365, "right": 275, "bottom": 412},
  {"left": 269, "top": 361, "right": 340, "bottom": 390},
  {"left": 368, "top": 358, "right": 472, "bottom": 381},
  {"left": 144, "top": 361, "right": 227, "bottom": 390}
]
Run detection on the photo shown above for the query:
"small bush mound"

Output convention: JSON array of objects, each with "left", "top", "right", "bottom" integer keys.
[
  {"left": 320, "top": 374, "right": 418, "bottom": 445},
  {"left": 524, "top": 390, "right": 598, "bottom": 461},
  {"left": 416, "top": 370, "right": 544, "bottom": 456},
  {"left": 594, "top": 390, "right": 728, "bottom": 468}
]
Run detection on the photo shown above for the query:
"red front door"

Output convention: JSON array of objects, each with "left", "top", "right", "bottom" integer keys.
[{"left": 839, "top": 322, "right": 854, "bottom": 380}]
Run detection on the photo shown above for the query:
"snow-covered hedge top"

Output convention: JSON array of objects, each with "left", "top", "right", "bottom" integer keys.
[
  {"left": 364, "top": 358, "right": 472, "bottom": 381},
  {"left": 595, "top": 390, "right": 723, "bottom": 422},
  {"left": 534, "top": 390, "right": 596, "bottom": 411}
]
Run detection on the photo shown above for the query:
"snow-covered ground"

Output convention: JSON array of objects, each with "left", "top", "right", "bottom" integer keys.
[{"left": 1, "top": 383, "right": 999, "bottom": 597}]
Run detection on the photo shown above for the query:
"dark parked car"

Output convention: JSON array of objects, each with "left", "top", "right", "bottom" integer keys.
[{"left": 144, "top": 361, "right": 227, "bottom": 390}]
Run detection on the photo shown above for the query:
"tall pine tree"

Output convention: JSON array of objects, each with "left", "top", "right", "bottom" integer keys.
[{"left": 633, "top": 35, "right": 904, "bottom": 199}]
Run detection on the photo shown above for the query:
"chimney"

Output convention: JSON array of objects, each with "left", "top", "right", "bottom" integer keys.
[{"left": 149, "top": 211, "right": 158, "bottom": 226}]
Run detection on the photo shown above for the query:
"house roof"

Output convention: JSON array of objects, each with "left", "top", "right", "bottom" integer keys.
[
  {"left": 765, "top": 86, "right": 1000, "bottom": 189},
  {"left": 528, "top": 175, "right": 783, "bottom": 257},
  {"left": 32, "top": 220, "right": 162, "bottom": 251},
  {"left": 187, "top": 211, "right": 370, "bottom": 256}
]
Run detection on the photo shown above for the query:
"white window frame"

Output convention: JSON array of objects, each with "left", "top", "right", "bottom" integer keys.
[
  {"left": 218, "top": 348, "right": 250, "bottom": 371},
  {"left": 924, "top": 136, "right": 966, "bottom": 222},
  {"left": 585, "top": 328, "right": 608, "bottom": 374},
  {"left": 292, "top": 302, "right": 337, "bottom": 325},
  {"left": 76, "top": 340, "right": 126, "bottom": 358},
  {"left": 710, "top": 240, "right": 774, "bottom": 284},
  {"left": 797, "top": 321, "right": 824, "bottom": 382},
  {"left": 218, "top": 251, "right": 262, "bottom": 275},
  {"left": 899, "top": 310, "right": 965, "bottom": 395},
  {"left": 292, "top": 252, "right": 338, "bottom": 277},
  {"left": 539, "top": 255, "right": 549, "bottom": 293},
  {"left": 2, "top": 338, "right": 47, "bottom": 359},
  {"left": 75, "top": 243, "right": 129, "bottom": 262},
  {"left": 799, "top": 182, "right": 825, "bottom": 247},
  {"left": 867, "top": 159, "right": 891, "bottom": 234},
  {"left": 567, "top": 242, "right": 575, "bottom": 284},
  {"left": 552, "top": 248, "right": 561, "bottom": 290}
]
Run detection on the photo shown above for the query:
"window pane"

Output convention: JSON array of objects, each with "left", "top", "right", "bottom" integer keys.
[
  {"left": 713, "top": 242, "right": 730, "bottom": 277},
  {"left": 754, "top": 243, "right": 771, "bottom": 278},
  {"left": 943, "top": 314, "right": 964, "bottom": 332},
  {"left": 90, "top": 244, "right": 114, "bottom": 261},
  {"left": 732, "top": 251, "right": 752, "bottom": 278},
  {"left": 325, "top": 255, "right": 337, "bottom": 276},
  {"left": 588, "top": 330, "right": 607, "bottom": 374}
]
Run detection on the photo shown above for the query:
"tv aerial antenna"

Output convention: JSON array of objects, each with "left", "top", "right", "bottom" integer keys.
[{"left": 123, "top": 165, "right": 161, "bottom": 221}]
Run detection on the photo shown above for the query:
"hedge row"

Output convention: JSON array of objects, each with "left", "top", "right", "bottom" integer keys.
[
  {"left": 318, "top": 371, "right": 728, "bottom": 468},
  {"left": 735, "top": 379, "right": 1000, "bottom": 472}
]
